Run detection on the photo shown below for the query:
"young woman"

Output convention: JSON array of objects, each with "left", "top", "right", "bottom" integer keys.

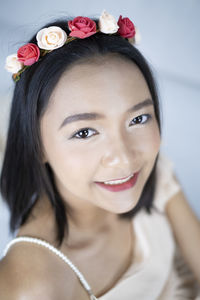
[{"left": 0, "top": 11, "right": 200, "bottom": 299}]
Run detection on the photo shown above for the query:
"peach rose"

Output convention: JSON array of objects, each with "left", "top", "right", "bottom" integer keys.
[
  {"left": 36, "top": 26, "right": 67, "bottom": 50},
  {"left": 5, "top": 54, "right": 23, "bottom": 74},
  {"left": 99, "top": 10, "right": 119, "bottom": 34}
]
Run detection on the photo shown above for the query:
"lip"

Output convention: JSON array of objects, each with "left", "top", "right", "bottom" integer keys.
[{"left": 95, "top": 171, "right": 140, "bottom": 192}]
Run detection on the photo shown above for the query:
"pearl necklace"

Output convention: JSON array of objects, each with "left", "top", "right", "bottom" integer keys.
[{"left": 3, "top": 236, "right": 98, "bottom": 300}]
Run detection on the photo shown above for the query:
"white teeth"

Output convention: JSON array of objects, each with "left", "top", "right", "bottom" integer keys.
[{"left": 103, "top": 174, "right": 134, "bottom": 185}]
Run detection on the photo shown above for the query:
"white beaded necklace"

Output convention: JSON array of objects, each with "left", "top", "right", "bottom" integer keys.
[{"left": 3, "top": 236, "right": 98, "bottom": 300}]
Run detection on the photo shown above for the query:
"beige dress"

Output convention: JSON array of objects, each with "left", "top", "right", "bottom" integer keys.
[
  {"left": 2, "top": 153, "right": 200, "bottom": 299},
  {"left": 99, "top": 153, "right": 200, "bottom": 299}
]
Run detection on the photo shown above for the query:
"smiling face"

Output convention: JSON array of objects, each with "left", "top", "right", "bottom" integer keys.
[{"left": 40, "top": 54, "right": 161, "bottom": 217}]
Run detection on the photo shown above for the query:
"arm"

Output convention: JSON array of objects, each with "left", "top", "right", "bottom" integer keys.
[
  {"left": 0, "top": 264, "right": 54, "bottom": 300},
  {"left": 165, "top": 179, "right": 200, "bottom": 285}
]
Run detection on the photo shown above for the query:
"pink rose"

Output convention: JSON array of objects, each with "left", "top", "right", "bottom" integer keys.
[
  {"left": 68, "top": 17, "right": 96, "bottom": 39},
  {"left": 117, "top": 15, "right": 136, "bottom": 38},
  {"left": 17, "top": 43, "right": 40, "bottom": 66}
]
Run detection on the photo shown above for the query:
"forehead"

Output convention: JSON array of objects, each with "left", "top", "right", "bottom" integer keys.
[{"left": 47, "top": 54, "right": 151, "bottom": 113}]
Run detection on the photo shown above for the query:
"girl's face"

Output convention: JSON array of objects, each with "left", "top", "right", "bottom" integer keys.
[{"left": 40, "top": 55, "right": 161, "bottom": 216}]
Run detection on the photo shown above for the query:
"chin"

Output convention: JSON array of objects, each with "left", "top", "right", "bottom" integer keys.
[{"left": 105, "top": 198, "right": 139, "bottom": 215}]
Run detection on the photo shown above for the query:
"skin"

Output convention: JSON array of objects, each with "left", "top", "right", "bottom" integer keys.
[
  {"left": 0, "top": 54, "right": 199, "bottom": 299},
  {"left": 39, "top": 54, "right": 161, "bottom": 229}
]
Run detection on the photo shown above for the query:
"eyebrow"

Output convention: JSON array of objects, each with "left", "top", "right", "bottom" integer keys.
[{"left": 58, "top": 98, "right": 153, "bottom": 130}]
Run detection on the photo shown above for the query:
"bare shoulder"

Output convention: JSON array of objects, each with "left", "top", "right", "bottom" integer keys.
[
  {"left": 0, "top": 242, "right": 77, "bottom": 300},
  {"left": 0, "top": 243, "right": 54, "bottom": 300},
  {"left": 166, "top": 175, "right": 200, "bottom": 223}
]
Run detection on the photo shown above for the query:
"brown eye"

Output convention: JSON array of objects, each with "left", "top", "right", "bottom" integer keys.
[
  {"left": 130, "top": 114, "right": 151, "bottom": 125},
  {"left": 77, "top": 129, "right": 90, "bottom": 138},
  {"left": 71, "top": 128, "right": 97, "bottom": 139}
]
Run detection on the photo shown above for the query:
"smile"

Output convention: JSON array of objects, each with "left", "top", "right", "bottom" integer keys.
[
  {"left": 95, "top": 172, "right": 140, "bottom": 192},
  {"left": 103, "top": 174, "right": 134, "bottom": 185}
]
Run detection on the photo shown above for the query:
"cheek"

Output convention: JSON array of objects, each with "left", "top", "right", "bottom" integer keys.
[
  {"left": 146, "top": 126, "right": 161, "bottom": 152},
  {"left": 151, "top": 123, "right": 161, "bottom": 152},
  {"left": 45, "top": 142, "right": 97, "bottom": 186},
  {"left": 131, "top": 122, "right": 161, "bottom": 154},
  {"left": 41, "top": 124, "right": 98, "bottom": 185}
]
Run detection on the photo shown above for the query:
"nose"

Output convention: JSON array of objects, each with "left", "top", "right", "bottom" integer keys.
[{"left": 101, "top": 132, "right": 134, "bottom": 170}]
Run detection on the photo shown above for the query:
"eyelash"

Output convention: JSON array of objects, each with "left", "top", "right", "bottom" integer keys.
[{"left": 70, "top": 114, "right": 152, "bottom": 140}]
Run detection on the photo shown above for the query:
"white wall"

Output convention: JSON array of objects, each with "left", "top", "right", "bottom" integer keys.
[{"left": 0, "top": 0, "right": 200, "bottom": 256}]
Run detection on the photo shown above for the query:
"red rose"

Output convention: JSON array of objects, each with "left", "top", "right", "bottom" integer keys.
[
  {"left": 68, "top": 17, "right": 96, "bottom": 39},
  {"left": 117, "top": 15, "right": 136, "bottom": 38},
  {"left": 17, "top": 43, "right": 40, "bottom": 66}
]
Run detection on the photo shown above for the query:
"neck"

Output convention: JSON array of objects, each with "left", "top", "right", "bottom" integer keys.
[
  {"left": 20, "top": 193, "right": 121, "bottom": 249},
  {"left": 65, "top": 205, "right": 119, "bottom": 249}
]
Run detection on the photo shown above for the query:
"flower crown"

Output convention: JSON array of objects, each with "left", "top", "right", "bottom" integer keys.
[{"left": 5, "top": 10, "right": 140, "bottom": 82}]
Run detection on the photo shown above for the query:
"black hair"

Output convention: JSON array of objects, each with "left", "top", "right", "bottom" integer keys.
[{"left": 0, "top": 17, "right": 162, "bottom": 247}]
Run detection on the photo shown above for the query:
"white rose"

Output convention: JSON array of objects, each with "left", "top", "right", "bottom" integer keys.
[
  {"left": 99, "top": 10, "right": 119, "bottom": 34},
  {"left": 5, "top": 54, "right": 23, "bottom": 74},
  {"left": 36, "top": 26, "right": 67, "bottom": 50},
  {"left": 134, "top": 27, "right": 141, "bottom": 44}
]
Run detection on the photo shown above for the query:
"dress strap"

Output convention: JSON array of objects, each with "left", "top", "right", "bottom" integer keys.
[{"left": 3, "top": 236, "right": 98, "bottom": 300}]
